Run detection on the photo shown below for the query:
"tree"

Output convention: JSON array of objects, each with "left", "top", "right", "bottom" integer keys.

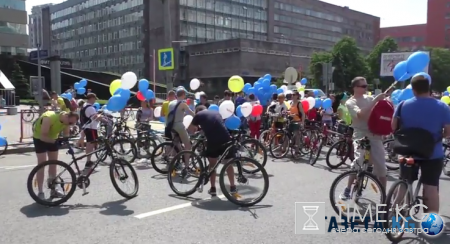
[
  {"left": 366, "top": 37, "right": 398, "bottom": 87},
  {"left": 10, "top": 61, "right": 29, "bottom": 98},
  {"left": 427, "top": 47, "right": 450, "bottom": 92},
  {"left": 309, "top": 51, "right": 332, "bottom": 88}
]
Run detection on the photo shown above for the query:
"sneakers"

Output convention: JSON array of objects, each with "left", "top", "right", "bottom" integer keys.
[
  {"left": 208, "top": 187, "right": 217, "bottom": 196},
  {"left": 339, "top": 188, "right": 351, "bottom": 200},
  {"left": 37, "top": 192, "right": 46, "bottom": 200}
]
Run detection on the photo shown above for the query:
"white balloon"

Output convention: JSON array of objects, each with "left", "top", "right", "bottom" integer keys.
[
  {"left": 121, "top": 71, "right": 138, "bottom": 89},
  {"left": 299, "top": 91, "right": 305, "bottom": 97},
  {"left": 219, "top": 100, "right": 235, "bottom": 119},
  {"left": 280, "top": 85, "right": 288, "bottom": 92},
  {"left": 154, "top": 106, "right": 162, "bottom": 117},
  {"left": 240, "top": 102, "right": 253, "bottom": 117},
  {"left": 406, "top": 84, "right": 412, "bottom": 89},
  {"left": 195, "top": 92, "right": 201, "bottom": 100},
  {"left": 190, "top": 78, "right": 200, "bottom": 90},
  {"left": 183, "top": 115, "right": 193, "bottom": 128},
  {"left": 306, "top": 97, "right": 315, "bottom": 109},
  {"left": 295, "top": 82, "right": 302, "bottom": 88}
]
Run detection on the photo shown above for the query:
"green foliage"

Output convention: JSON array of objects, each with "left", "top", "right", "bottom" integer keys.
[
  {"left": 10, "top": 62, "right": 29, "bottom": 98},
  {"left": 366, "top": 37, "right": 398, "bottom": 88},
  {"left": 427, "top": 47, "right": 450, "bottom": 92}
]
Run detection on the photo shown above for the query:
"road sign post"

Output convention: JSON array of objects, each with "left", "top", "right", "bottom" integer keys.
[
  {"left": 158, "top": 48, "right": 174, "bottom": 71},
  {"left": 30, "top": 76, "right": 45, "bottom": 115}
]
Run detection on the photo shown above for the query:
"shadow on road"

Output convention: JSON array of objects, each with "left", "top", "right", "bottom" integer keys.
[{"left": 20, "top": 199, "right": 134, "bottom": 217}]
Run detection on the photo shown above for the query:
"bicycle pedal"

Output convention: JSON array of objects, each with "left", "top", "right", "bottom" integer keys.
[
  {"left": 232, "top": 193, "right": 242, "bottom": 199},
  {"left": 82, "top": 192, "right": 89, "bottom": 196}
]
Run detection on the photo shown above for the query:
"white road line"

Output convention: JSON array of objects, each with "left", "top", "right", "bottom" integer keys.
[
  {"left": 134, "top": 194, "right": 226, "bottom": 219},
  {"left": 0, "top": 165, "right": 35, "bottom": 170}
]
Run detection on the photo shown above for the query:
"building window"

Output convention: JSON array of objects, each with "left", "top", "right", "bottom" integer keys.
[{"left": 0, "top": 0, "right": 26, "bottom": 11}]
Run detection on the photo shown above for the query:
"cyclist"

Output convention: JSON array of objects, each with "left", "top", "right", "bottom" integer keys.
[
  {"left": 161, "top": 90, "right": 176, "bottom": 125},
  {"left": 33, "top": 110, "right": 79, "bottom": 200},
  {"left": 50, "top": 91, "right": 70, "bottom": 112},
  {"left": 188, "top": 105, "right": 236, "bottom": 196},
  {"left": 267, "top": 93, "right": 288, "bottom": 152},
  {"left": 80, "top": 93, "right": 102, "bottom": 174},
  {"left": 333, "top": 93, "right": 351, "bottom": 125}
]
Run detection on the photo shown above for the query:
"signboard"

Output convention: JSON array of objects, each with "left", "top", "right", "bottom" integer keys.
[
  {"left": 158, "top": 48, "right": 174, "bottom": 70},
  {"left": 30, "top": 58, "right": 73, "bottom": 68},
  {"left": 29, "top": 50, "right": 49, "bottom": 61},
  {"left": 30, "top": 76, "right": 44, "bottom": 96},
  {"left": 380, "top": 52, "right": 430, "bottom": 77}
]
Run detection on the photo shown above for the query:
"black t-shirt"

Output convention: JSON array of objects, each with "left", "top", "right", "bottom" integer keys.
[
  {"left": 191, "top": 110, "right": 230, "bottom": 144},
  {"left": 195, "top": 102, "right": 210, "bottom": 109}
]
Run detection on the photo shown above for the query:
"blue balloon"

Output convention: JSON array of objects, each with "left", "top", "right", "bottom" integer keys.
[
  {"left": 314, "top": 98, "right": 322, "bottom": 108},
  {"left": 79, "top": 79, "right": 87, "bottom": 87},
  {"left": 62, "top": 93, "right": 72, "bottom": 100},
  {"left": 412, "top": 72, "right": 432, "bottom": 84},
  {"left": 254, "top": 82, "right": 262, "bottom": 90},
  {"left": 243, "top": 83, "right": 252, "bottom": 93},
  {"left": 209, "top": 104, "right": 219, "bottom": 111},
  {"left": 247, "top": 87, "right": 255, "bottom": 94},
  {"left": 0, "top": 136, "right": 6, "bottom": 146},
  {"left": 236, "top": 105, "right": 243, "bottom": 117},
  {"left": 393, "top": 61, "right": 412, "bottom": 82},
  {"left": 264, "top": 74, "right": 272, "bottom": 80},
  {"left": 406, "top": 51, "right": 430, "bottom": 74},
  {"left": 444, "top": 91, "right": 450, "bottom": 96},
  {"left": 138, "top": 79, "right": 149, "bottom": 93},
  {"left": 74, "top": 82, "right": 81, "bottom": 89},
  {"left": 270, "top": 84, "right": 277, "bottom": 92},
  {"left": 93, "top": 102, "right": 100, "bottom": 111},
  {"left": 225, "top": 115, "right": 241, "bottom": 130},
  {"left": 313, "top": 90, "right": 319, "bottom": 96},
  {"left": 77, "top": 88, "right": 86, "bottom": 95},
  {"left": 391, "top": 89, "right": 402, "bottom": 100},
  {"left": 145, "top": 90, "right": 155, "bottom": 100},
  {"left": 398, "top": 88, "right": 414, "bottom": 101},
  {"left": 322, "top": 98, "right": 332, "bottom": 109},
  {"left": 159, "top": 116, "right": 165, "bottom": 122},
  {"left": 262, "top": 78, "right": 271, "bottom": 87},
  {"left": 301, "top": 78, "right": 307, "bottom": 85},
  {"left": 106, "top": 95, "right": 127, "bottom": 111},
  {"left": 277, "top": 88, "right": 284, "bottom": 94},
  {"left": 114, "top": 88, "right": 131, "bottom": 100}
]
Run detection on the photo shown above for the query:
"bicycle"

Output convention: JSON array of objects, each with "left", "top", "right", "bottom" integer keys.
[
  {"left": 325, "top": 123, "right": 355, "bottom": 169},
  {"left": 382, "top": 157, "right": 424, "bottom": 242},
  {"left": 268, "top": 114, "right": 307, "bottom": 159},
  {"left": 442, "top": 142, "right": 450, "bottom": 176},
  {"left": 26, "top": 137, "right": 139, "bottom": 206},
  {"left": 135, "top": 122, "right": 163, "bottom": 159},
  {"left": 329, "top": 137, "right": 386, "bottom": 220},
  {"left": 167, "top": 136, "right": 269, "bottom": 207},
  {"left": 308, "top": 121, "right": 328, "bottom": 166}
]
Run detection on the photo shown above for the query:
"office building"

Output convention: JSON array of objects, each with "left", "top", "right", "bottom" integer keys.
[
  {"left": 0, "top": 0, "right": 28, "bottom": 55},
  {"left": 380, "top": 24, "right": 426, "bottom": 51},
  {"left": 145, "top": 0, "right": 380, "bottom": 90},
  {"left": 48, "top": 0, "right": 145, "bottom": 77},
  {"left": 28, "top": 4, "right": 53, "bottom": 49}
]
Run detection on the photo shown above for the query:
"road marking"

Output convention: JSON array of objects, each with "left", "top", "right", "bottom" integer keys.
[
  {"left": 134, "top": 194, "right": 226, "bottom": 219},
  {"left": 0, "top": 164, "right": 35, "bottom": 170}
]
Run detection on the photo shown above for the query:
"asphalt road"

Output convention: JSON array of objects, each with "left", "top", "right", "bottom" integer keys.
[{"left": 0, "top": 150, "right": 449, "bottom": 244}]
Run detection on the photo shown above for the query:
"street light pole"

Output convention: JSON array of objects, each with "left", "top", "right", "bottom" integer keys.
[{"left": 36, "top": 43, "right": 44, "bottom": 115}]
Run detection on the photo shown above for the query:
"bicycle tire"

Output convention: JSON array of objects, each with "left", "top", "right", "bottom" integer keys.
[
  {"left": 112, "top": 138, "right": 138, "bottom": 163},
  {"left": 109, "top": 158, "right": 139, "bottom": 199},
  {"left": 383, "top": 139, "right": 399, "bottom": 171},
  {"left": 151, "top": 141, "right": 179, "bottom": 174},
  {"left": 309, "top": 136, "right": 324, "bottom": 166},
  {"left": 258, "top": 129, "right": 271, "bottom": 148},
  {"left": 326, "top": 140, "right": 351, "bottom": 169},
  {"left": 23, "top": 111, "right": 35, "bottom": 122},
  {"left": 269, "top": 131, "right": 290, "bottom": 159},
  {"left": 383, "top": 180, "right": 410, "bottom": 242},
  {"left": 241, "top": 138, "right": 267, "bottom": 174},
  {"left": 137, "top": 136, "right": 157, "bottom": 159},
  {"left": 329, "top": 170, "right": 385, "bottom": 220},
  {"left": 219, "top": 157, "right": 269, "bottom": 207},
  {"left": 0, "top": 140, "right": 8, "bottom": 156},
  {"left": 26, "top": 160, "right": 77, "bottom": 206},
  {"left": 167, "top": 150, "right": 204, "bottom": 197}
]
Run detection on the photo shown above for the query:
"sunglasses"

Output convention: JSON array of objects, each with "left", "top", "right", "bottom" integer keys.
[{"left": 357, "top": 85, "right": 368, "bottom": 88}]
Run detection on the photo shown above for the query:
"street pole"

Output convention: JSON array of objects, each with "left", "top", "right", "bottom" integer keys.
[
  {"left": 37, "top": 43, "right": 44, "bottom": 115},
  {"left": 153, "top": 49, "right": 156, "bottom": 92}
]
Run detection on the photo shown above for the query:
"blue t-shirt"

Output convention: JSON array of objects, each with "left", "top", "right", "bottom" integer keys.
[
  {"left": 235, "top": 97, "right": 245, "bottom": 107},
  {"left": 394, "top": 97, "right": 450, "bottom": 159}
]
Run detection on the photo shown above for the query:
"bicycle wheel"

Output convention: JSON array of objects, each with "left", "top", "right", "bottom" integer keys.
[
  {"left": 151, "top": 141, "right": 178, "bottom": 174},
  {"left": 23, "top": 111, "right": 35, "bottom": 122},
  {"left": 26, "top": 160, "right": 77, "bottom": 206},
  {"left": 258, "top": 129, "right": 271, "bottom": 148},
  {"left": 326, "top": 140, "right": 351, "bottom": 169},
  {"left": 383, "top": 139, "right": 399, "bottom": 171},
  {"left": 239, "top": 138, "right": 267, "bottom": 174},
  {"left": 110, "top": 158, "right": 139, "bottom": 199},
  {"left": 308, "top": 135, "right": 324, "bottom": 166},
  {"left": 112, "top": 138, "right": 138, "bottom": 163},
  {"left": 167, "top": 150, "right": 204, "bottom": 197},
  {"left": 269, "top": 131, "right": 290, "bottom": 159},
  {"left": 443, "top": 145, "right": 450, "bottom": 176},
  {"left": 219, "top": 157, "right": 269, "bottom": 207},
  {"left": 0, "top": 139, "right": 8, "bottom": 156},
  {"left": 329, "top": 170, "right": 385, "bottom": 220},
  {"left": 383, "top": 180, "right": 411, "bottom": 242},
  {"left": 136, "top": 136, "right": 157, "bottom": 159}
]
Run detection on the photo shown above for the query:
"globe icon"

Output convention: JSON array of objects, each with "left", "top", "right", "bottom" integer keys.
[{"left": 421, "top": 213, "right": 444, "bottom": 236}]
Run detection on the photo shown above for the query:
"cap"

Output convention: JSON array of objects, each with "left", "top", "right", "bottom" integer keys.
[{"left": 86, "top": 93, "right": 98, "bottom": 99}]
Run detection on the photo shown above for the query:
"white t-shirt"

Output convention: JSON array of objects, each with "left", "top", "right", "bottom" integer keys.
[
  {"left": 83, "top": 103, "right": 99, "bottom": 129},
  {"left": 322, "top": 108, "right": 333, "bottom": 121}
]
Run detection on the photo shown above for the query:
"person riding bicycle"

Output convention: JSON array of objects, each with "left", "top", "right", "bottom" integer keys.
[
  {"left": 50, "top": 91, "right": 70, "bottom": 112},
  {"left": 188, "top": 105, "right": 237, "bottom": 196},
  {"left": 267, "top": 93, "right": 288, "bottom": 151},
  {"left": 32, "top": 110, "right": 79, "bottom": 200}
]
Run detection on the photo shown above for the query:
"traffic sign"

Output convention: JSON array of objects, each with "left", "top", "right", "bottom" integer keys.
[
  {"left": 158, "top": 48, "right": 174, "bottom": 70},
  {"left": 29, "top": 50, "right": 49, "bottom": 61}
]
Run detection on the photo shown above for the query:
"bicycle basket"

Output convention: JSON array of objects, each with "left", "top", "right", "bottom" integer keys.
[{"left": 399, "top": 161, "right": 419, "bottom": 182}]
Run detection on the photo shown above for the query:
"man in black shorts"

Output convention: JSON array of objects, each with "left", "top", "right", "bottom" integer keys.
[{"left": 188, "top": 105, "right": 236, "bottom": 196}]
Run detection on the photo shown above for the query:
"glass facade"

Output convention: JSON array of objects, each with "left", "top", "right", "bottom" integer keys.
[
  {"left": 0, "top": 46, "right": 26, "bottom": 55},
  {"left": 0, "top": 21, "right": 26, "bottom": 35},
  {"left": 0, "top": 0, "right": 26, "bottom": 11},
  {"left": 50, "top": 0, "right": 144, "bottom": 76},
  {"left": 179, "top": 0, "right": 268, "bottom": 43}
]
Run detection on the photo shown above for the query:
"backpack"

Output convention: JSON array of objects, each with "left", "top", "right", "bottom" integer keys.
[
  {"left": 164, "top": 101, "right": 182, "bottom": 137},
  {"left": 367, "top": 100, "right": 394, "bottom": 135},
  {"left": 393, "top": 102, "right": 439, "bottom": 159},
  {"left": 80, "top": 104, "right": 93, "bottom": 126},
  {"left": 61, "top": 97, "right": 76, "bottom": 112}
]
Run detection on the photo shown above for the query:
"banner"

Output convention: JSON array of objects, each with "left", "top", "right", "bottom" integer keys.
[{"left": 380, "top": 52, "right": 430, "bottom": 77}]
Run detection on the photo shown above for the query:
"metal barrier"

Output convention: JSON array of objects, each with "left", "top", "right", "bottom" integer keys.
[
  {"left": 0, "top": 89, "right": 16, "bottom": 107},
  {"left": 20, "top": 109, "right": 39, "bottom": 142},
  {"left": 155, "top": 93, "right": 167, "bottom": 100}
]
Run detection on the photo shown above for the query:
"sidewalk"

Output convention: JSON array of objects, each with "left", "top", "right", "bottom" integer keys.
[{"left": 2, "top": 121, "right": 166, "bottom": 155}]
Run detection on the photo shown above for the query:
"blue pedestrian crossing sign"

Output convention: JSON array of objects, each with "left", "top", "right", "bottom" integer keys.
[{"left": 158, "top": 48, "right": 174, "bottom": 70}]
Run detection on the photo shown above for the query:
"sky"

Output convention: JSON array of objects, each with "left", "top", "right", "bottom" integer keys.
[{"left": 26, "top": 0, "right": 427, "bottom": 28}]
